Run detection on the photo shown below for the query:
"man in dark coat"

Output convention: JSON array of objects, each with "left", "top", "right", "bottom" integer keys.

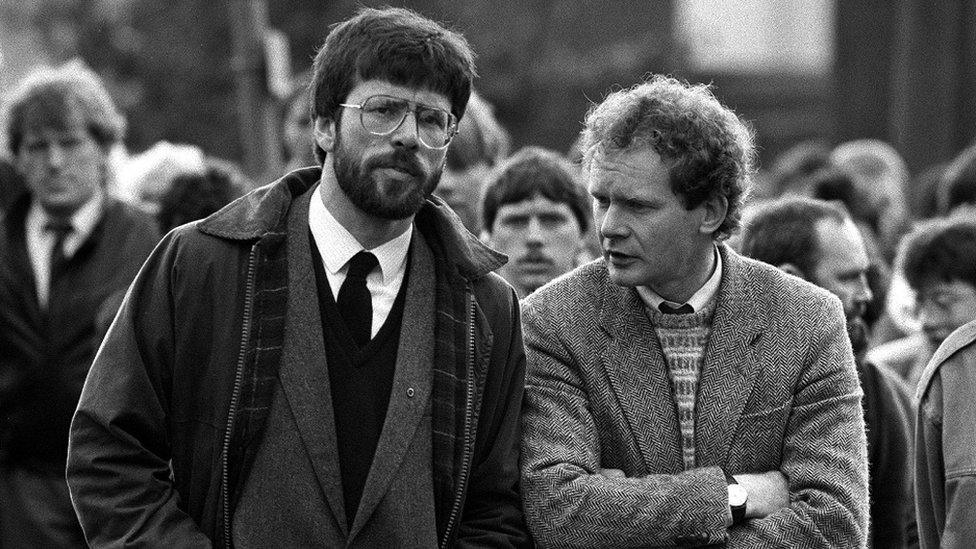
[
  {"left": 0, "top": 61, "right": 159, "bottom": 547},
  {"left": 67, "top": 7, "right": 529, "bottom": 548},
  {"left": 740, "top": 195, "right": 917, "bottom": 548}
]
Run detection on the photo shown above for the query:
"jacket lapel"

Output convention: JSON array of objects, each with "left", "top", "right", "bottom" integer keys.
[
  {"left": 277, "top": 188, "right": 348, "bottom": 533},
  {"left": 599, "top": 280, "right": 684, "bottom": 473},
  {"left": 694, "top": 247, "right": 765, "bottom": 466},
  {"left": 349, "top": 231, "right": 436, "bottom": 539}
]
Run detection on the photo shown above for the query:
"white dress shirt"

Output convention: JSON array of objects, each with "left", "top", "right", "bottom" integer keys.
[
  {"left": 638, "top": 246, "right": 723, "bottom": 313},
  {"left": 308, "top": 184, "right": 412, "bottom": 338},
  {"left": 26, "top": 192, "right": 105, "bottom": 308}
]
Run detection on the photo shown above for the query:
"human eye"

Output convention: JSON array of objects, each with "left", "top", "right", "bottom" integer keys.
[
  {"left": 417, "top": 107, "right": 449, "bottom": 130},
  {"left": 592, "top": 194, "right": 609, "bottom": 209},
  {"left": 364, "top": 96, "right": 402, "bottom": 116}
]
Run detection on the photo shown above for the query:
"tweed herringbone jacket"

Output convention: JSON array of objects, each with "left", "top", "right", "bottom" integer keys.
[{"left": 520, "top": 246, "right": 869, "bottom": 548}]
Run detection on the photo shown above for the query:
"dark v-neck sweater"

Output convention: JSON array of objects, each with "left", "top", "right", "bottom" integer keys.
[{"left": 310, "top": 235, "right": 409, "bottom": 527}]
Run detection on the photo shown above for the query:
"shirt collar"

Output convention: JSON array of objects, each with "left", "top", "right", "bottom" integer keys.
[
  {"left": 638, "top": 245, "right": 723, "bottom": 313},
  {"left": 309, "top": 184, "right": 412, "bottom": 283},
  {"left": 28, "top": 191, "right": 105, "bottom": 243}
]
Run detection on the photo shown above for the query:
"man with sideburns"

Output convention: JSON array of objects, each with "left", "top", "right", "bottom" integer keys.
[{"left": 67, "top": 8, "right": 530, "bottom": 547}]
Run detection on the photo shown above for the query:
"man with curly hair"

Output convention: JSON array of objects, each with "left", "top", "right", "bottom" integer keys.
[{"left": 519, "top": 75, "right": 868, "bottom": 547}]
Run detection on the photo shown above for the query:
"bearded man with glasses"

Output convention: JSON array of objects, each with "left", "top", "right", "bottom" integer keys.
[{"left": 66, "top": 7, "right": 531, "bottom": 548}]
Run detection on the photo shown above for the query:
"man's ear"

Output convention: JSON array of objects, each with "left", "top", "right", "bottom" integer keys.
[
  {"left": 778, "top": 262, "right": 807, "bottom": 280},
  {"left": 699, "top": 195, "right": 729, "bottom": 235},
  {"left": 313, "top": 117, "right": 336, "bottom": 153}
]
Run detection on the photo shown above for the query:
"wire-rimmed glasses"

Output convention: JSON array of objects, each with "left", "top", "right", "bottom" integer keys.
[{"left": 339, "top": 94, "right": 458, "bottom": 150}]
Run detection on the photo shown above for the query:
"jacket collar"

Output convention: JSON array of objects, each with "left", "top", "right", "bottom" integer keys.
[{"left": 197, "top": 167, "right": 506, "bottom": 280}]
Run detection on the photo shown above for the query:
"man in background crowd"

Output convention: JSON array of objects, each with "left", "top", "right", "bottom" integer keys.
[
  {"left": 481, "top": 146, "right": 591, "bottom": 297},
  {"left": 916, "top": 317, "right": 976, "bottom": 548},
  {"left": 0, "top": 61, "right": 159, "bottom": 547},
  {"left": 739, "top": 195, "right": 916, "bottom": 548},
  {"left": 874, "top": 217, "right": 976, "bottom": 389},
  {"left": 436, "top": 89, "right": 510, "bottom": 234}
]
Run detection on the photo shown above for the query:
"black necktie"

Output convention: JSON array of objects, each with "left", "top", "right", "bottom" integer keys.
[
  {"left": 44, "top": 218, "right": 74, "bottom": 280},
  {"left": 659, "top": 302, "right": 694, "bottom": 315},
  {"left": 337, "top": 251, "right": 378, "bottom": 347}
]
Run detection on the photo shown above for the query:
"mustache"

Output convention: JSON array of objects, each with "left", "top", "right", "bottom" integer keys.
[
  {"left": 517, "top": 251, "right": 554, "bottom": 265},
  {"left": 366, "top": 150, "right": 423, "bottom": 177}
]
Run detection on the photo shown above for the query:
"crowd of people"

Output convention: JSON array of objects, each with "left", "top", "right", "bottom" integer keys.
[{"left": 1, "top": 6, "right": 975, "bottom": 548}]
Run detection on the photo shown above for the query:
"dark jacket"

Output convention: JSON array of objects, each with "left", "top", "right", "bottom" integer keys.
[
  {"left": 0, "top": 194, "right": 159, "bottom": 470},
  {"left": 67, "top": 168, "right": 530, "bottom": 548},
  {"left": 859, "top": 359, "right": 917, "bottom": 548},
  {"left": 915, "top": 319, "right": 976, "bottom": 549}
]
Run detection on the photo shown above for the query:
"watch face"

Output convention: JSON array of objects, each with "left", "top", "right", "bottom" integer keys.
[{"left": 728, "top": 484, "right": 748, "bottom": 507}]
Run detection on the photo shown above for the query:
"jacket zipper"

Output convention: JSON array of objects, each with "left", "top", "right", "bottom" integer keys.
[
  {"left": 440, "top": 287, "right": 478, "bottom": 548},
  {"left": 221, "top": 244, "right": 258, "bottom": 548}
]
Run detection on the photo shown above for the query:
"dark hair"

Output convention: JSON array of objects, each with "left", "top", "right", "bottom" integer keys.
[
  {"left": 446, "top": 90, "right": 509, "bottom": 171},
  {"left": 765, "top": 140, "right": 831, "bottom": 197},
  {"left": 579, "top": 74, "right": 756, "bottom": 240},
  {"left": 806, "top": 166, "right": 880, "bottom": 233},
  {"left": 309, "top": 6, "right": 477, "bottom": 163},
  {"left": 739, "top": 196, "right": 849, "bottom": 278},
  {"left": 943, "top": 143, "right": 976, "bottom": 212},
  {"left": 481, "top": 146, "right": 590, "bottom": 234},
  {"left": 156, "top": 158, "right": 247, "bottom": 233},
  {"left": 3, "top": 60, "right": 125, "bottom": 156},
  {"left": 901, "top": 217, "right": 976, "bottom": 291}
]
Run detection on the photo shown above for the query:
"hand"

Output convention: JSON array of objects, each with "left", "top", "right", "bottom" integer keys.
[
  {"left": 598, "top": 468, "right": 626, "bottom": 479},
  {"left": 734, "top": 471, "right": 789, "bottom": 519}
]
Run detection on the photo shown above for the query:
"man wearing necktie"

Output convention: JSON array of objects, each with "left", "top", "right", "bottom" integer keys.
[
  {"left": 67, "top": 8, "right": 530, "bottom": 548},
  {"left": 0, "top": 62, "right": 159, "bottom": 547},
  {"left": 519, "top": 75, "right": 868, "bottom": 547}
]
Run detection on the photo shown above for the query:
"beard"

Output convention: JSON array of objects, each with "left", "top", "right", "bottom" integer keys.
[
  {"left": 846, "top": 316, "right": 870, "bottom": 362},
  {"left": 332, "top": 130, "right": 442, "bottom": 220}
]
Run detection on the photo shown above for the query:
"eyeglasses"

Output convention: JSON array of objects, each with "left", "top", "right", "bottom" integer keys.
[{"left": 339, "top": 94, "right": 458, "bottom": 150}]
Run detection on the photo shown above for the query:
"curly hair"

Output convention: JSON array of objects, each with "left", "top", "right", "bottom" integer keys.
[
  {"left": 3, "top": 60, "right": 125, "bottom": 156},
  {"left": 579, "top": 74, "right": 756, "bottom": 240}
]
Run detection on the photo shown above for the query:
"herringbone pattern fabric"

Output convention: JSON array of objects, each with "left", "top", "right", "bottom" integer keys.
[{"left": 520, "top": 245, "right": 869, "bottom": 548}]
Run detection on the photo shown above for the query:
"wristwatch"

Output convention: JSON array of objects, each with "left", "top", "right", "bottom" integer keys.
[{"left": 724, "top": 469, "right": 748, "bottom": 525}]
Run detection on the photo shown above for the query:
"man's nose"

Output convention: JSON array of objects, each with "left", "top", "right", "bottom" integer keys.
[
  {"left": 46, "top": 143, "right": 67, "bottom": 168},
  {"left": 391, "top": 112, "right": 420, "bottom": 149},
  {"left": 599, "top": 205, "right": 627, "bottom": 239},
  {"left": 526, "top": 217, "right": 544, "bottom": 243}
]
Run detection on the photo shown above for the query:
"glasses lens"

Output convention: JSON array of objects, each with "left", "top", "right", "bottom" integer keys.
[
  {"left": 416, "top": 107, "right": 455, "bottom": 149},
  {"left": 359, "top": 95, "right": 456, "bottom": 149},
  {"left": 361, "top": 96, "right": 410, "bottom": 134}
]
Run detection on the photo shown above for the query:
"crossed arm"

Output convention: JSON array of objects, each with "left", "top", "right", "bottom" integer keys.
[{"left": 519, "top": 300, "right": 868, "bottom": 548}]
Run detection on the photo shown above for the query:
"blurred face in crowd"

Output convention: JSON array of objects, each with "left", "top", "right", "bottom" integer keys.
[
  {"left": 810, "top": 217, "right": 874, "bottom": 356},
  {"left": 438, "top": 162, "right": 492, "bottom": 233},
  {"left": 587, "top": 147, "right": 723, "bottom": 301},
  {"left": 915, "top": 279, "right": 976, "bottom": 346},
  {"left": 16, "top": 108, "right": 106, "bottom": 217},
  {"left": 486, "top": 194, "right": 582, "bottom": 297},
  {"left": 317, "top": 79, "right": 449, "bottom": 220}
]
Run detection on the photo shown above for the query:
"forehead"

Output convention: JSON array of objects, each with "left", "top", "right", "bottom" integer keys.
[
  {"left": 345, "top": 79, "right": 451, "bottom": 111},
  {"left": 918, "top": 279, "right": 976, "bottom": 297},
  {"left": 814, "top": 217, "right": 869, "bottom": 266},
  {"left": 497, "top": 194, "right": 575, "bottom": 216},
  {"left": 586, "top": 147, "right": 671, "bottom": 197}
]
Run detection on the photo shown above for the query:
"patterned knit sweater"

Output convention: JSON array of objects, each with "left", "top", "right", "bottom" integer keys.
[{"left": 647, "top": 298, "right": 717, "bottom": 470}]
